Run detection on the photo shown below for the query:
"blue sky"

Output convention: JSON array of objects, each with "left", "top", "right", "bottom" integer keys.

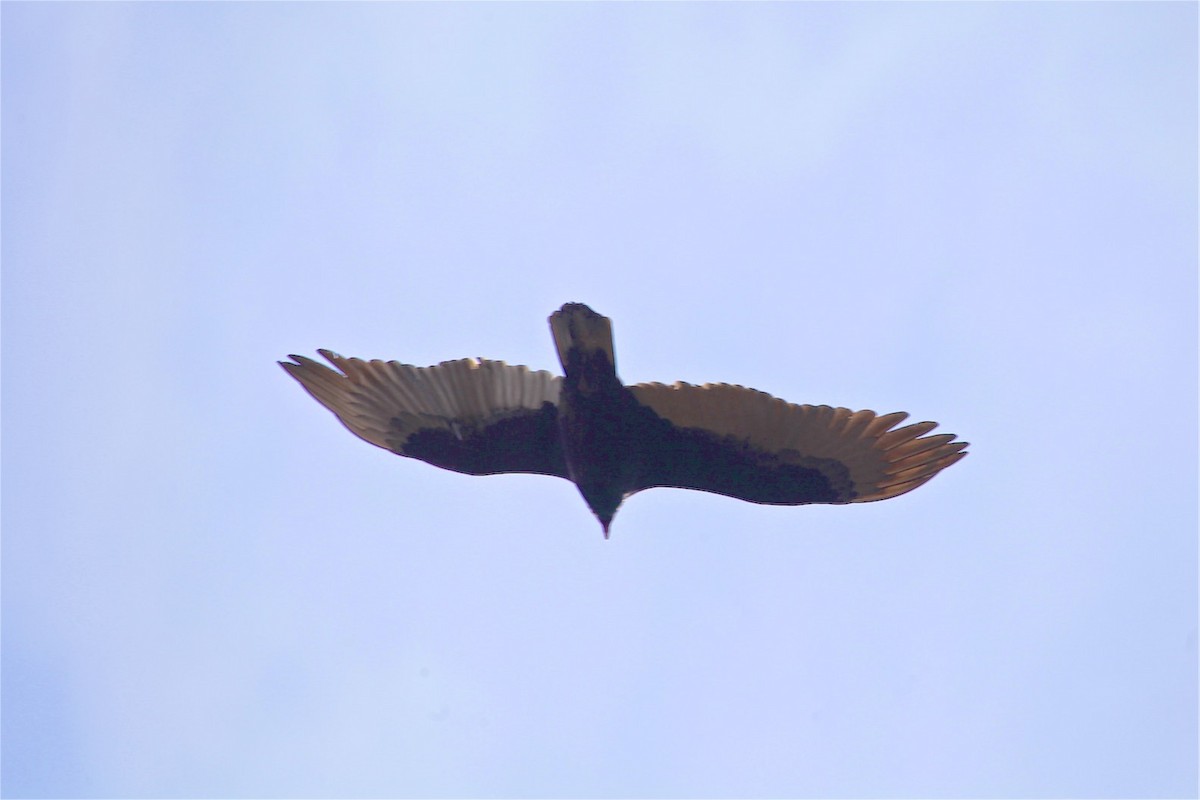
[{"left": 3, "top": 3, "right": 1196, "bottom": 798}]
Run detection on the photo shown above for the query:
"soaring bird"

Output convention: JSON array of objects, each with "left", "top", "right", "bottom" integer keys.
[{"left": 281, "top": 303, "right": 967, "bottom": 536}]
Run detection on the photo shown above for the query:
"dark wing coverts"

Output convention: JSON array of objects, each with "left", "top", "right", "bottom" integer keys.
[
  {"left": 629, "top": 381, "right": 967, "bottom": 504},
  {"left": 281, "top": 350, "right": 567, "bottom": 478}
]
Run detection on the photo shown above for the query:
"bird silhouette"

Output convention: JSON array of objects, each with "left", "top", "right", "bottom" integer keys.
[{"left": 281, "top": 303, "right": 967, "bottom": 536}]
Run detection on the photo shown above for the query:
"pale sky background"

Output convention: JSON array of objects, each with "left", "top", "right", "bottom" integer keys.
[{"left": 2, "top": 3, "right": 1196, "bottom": 798}]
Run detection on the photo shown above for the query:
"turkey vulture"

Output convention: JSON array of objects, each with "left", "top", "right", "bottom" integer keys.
[{"left": 281, "top": 303, "right": 967, "bottom": 536}]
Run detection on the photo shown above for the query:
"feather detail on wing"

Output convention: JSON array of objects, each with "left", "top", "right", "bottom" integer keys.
[
  {"left": 280, "top": 351, "right": 568, "bottom": 477},
  {"left": 628, "top": 381, "right": 967, "bottom": 503}
]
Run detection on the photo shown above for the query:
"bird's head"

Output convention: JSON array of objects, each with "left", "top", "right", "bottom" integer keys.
[{"left": 579, "top": 484, "right": 624, "bottom": 539}]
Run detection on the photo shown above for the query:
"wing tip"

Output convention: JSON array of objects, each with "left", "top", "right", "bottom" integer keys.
[{"left": 854, "top": 439, "right": 968, "bottom": 502}]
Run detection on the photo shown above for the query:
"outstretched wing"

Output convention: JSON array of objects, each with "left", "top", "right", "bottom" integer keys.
[
  {"left": 281, "top": 350, "right": 568, "bottom": 478},
  {"left": 628, "top": 381, "right": 967, "bottom": 504}
]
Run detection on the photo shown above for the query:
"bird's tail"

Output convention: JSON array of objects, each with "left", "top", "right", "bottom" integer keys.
[{"left": 549, "top": 303, "right": 615, "bottom": 371}]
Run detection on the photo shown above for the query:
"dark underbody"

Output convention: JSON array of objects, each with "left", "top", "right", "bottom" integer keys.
[{"left": 396, "top": 349, "right": 844, "bottom": 527}]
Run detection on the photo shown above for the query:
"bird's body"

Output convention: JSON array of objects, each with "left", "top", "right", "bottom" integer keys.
[{"left": 281, "top": 303, "right": 967, "bottom": 536}]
